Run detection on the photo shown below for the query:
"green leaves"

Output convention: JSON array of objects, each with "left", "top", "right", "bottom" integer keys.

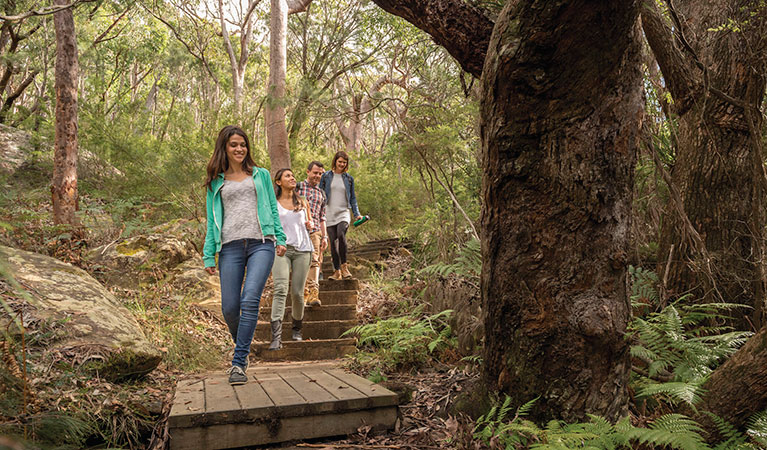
[{"left": 343, "top": 307, "right": 456, "bottom": 371}]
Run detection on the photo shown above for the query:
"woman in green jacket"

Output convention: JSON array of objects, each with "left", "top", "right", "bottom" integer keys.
[{"left": 203, "top": 125, "right": 286, "bottom": 386}]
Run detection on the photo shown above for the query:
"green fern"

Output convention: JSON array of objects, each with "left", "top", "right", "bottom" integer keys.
[
  {"left": 629, "top": 265, "right": 659, "bottom": 307},
  {"left": 343, "top": 308, "right": 456, "bottom": 371},
  {"left": 473, "top": 395, "right": 767, "bottom": 450},
  {"left": 628, "top": 270, "right": 752, "bottom": 408},
  {"left": 419, "top": 237, "right": 481, "bottom": 279}
]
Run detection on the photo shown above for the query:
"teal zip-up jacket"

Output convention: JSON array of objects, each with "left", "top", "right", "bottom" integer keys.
[{"left": 203, "top": 168, "right": 286, "bottom": 268}]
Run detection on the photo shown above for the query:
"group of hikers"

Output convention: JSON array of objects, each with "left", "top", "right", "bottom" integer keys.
[{"left": 202, "top": 125, "right": 363, "bottom": 385}]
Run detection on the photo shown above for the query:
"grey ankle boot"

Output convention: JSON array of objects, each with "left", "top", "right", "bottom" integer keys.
[
  {"left": 269, "top": 320, "right": 282, "bottom": 350},
  {"left": 292, "top": 319, "right": 303, "bottom": 341}
]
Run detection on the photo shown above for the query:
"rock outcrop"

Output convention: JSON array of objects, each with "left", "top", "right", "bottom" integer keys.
[
  {"left": 87, "top": 220, "right": 200, "bottom": 289},
  {"left": 0, "top": 124, "right": 31, "bottom": 176},
  {"left": 0, "top": 245, "right": 162, "bottom": 380}
]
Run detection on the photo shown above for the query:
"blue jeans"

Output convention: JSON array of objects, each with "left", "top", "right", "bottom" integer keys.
[{"left": 218, "top": 239, "right": 275, "bottom": 368}]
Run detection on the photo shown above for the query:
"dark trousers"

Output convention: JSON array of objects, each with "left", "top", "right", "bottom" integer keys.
[{"left": 327, "top": 221, "right": 349, "bottom": 270}]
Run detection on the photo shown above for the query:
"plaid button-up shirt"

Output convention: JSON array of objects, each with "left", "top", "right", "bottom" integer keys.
[{"left": 296, "top": 180, "right": 326, "bottom": 235}]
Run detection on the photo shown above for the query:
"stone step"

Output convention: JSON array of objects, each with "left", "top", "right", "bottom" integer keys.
[
  {"left": 251, "top": 338, "right": 357, "bottom": 361},
  {"left": 319, "top": 279, "right": 360, "bottom": 291},
  {"left": 259, "top": 304, "right": 357, "bottom": 322},
  {"left": 254, "top": 319, "right": 358, "bottom": 341}
]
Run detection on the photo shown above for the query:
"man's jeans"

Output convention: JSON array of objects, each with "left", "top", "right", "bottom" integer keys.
[
  {"left": 271, "top": 246, "right": 311, "bottom": 322},
  {"left": 219, "top": 239, "right": 275, "bottom": 368}
]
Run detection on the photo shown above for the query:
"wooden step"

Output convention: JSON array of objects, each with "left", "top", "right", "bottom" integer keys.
[
  {"left": 321, "top": 267, "right": 367, "bottom": 280},
  {"left": 259, "top": 304, "right": 357, "bottom": 321},
  {"left": 317, "top": 290, "right": 358, "bottom": 305},
  {"left": 254, "top": 319, "right": 357, "bottom": 341},
  {"left": 169, "top": 368, "right": 398, "bottom": 449},
  {"left": 251, "top": 338, "right": 357, "bottom": 361},
  {"left": 320, "top": 279, "right": 360, "bottom": 291}
]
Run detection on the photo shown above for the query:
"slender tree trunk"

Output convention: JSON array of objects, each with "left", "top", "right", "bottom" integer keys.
[
  {"left": 266, "top": 0, "right": 291, "bottom": 172},
  {"left": 51, "top": 0, "right": 79, "bottom": 226},
  {"left": 644, "top": 1, "right": 767, "bottom": 331},
  {"left": 480, "top": 0, "right": 642, "bottom": 422}
]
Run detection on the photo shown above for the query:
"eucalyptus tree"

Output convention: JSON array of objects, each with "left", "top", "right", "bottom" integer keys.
[
  {"left": 217, "top": 0, "right": 261, "bottom": 119},
  {"left": 642, "top": 1, "right": 767, "bottom": 331},
  {"left": 284, "top": 0, "right": 394, "bottom": 149},
  {"left": 52, "top": 0, "right": 80, "bottom": 225},
  {"left": 373, "top": 0, "right": 643, "bottom": 422}
]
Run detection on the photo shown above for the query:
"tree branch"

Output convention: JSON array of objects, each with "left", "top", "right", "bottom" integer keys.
[
  {"left": 640, "top": 0, "right": 700, "bottom": 116},
  {"left": 369, "top": 0, "right": 493, "bottom": 77},
  {"left": 287, "top": 0, "right": 312, "bottom": 14},
  {"left": 0, "top": 0, "right": 97, "bottom": 22}
]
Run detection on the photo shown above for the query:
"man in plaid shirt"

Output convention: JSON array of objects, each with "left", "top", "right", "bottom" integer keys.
[{"left": 296, "top": 161, "right": 328, "bottom": 306}]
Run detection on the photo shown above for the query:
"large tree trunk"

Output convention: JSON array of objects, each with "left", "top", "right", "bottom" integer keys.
[
  {"left": 480, "top": 0, "right": 643, "bottom": 422},
  {"left": 644, "top": 1, "right": 767, "bottom": 331},
  {"left": 692, "top": 326, "right": 767, "bottom": 441},
  {"left": 51, "top": 0, "right": 79, "bottom": 226}
]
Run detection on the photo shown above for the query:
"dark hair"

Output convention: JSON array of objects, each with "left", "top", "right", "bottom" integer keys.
[
  {"left": 331, "top": 151, "right": 350, "bottom": 172},
  {"left": 273, "top": 168, "right": 302, "bottom": 211},
  {"left": 205, "top": 126, "right": 255, "bottom": 191},
  {"left": 307, "top": 160, "right": 324, "bottom": 171}
]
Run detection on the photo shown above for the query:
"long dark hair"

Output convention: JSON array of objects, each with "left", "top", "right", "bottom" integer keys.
[
  {"left": 205, "top": 125, "right": 255, "bottom": 191},
  {"left": 331, "top": 150, "right": 350, "bottom": 173},
  {"left": 274, "top": 168, "right": 303, "bottom": 212}
]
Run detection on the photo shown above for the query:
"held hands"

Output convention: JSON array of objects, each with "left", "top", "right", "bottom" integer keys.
[
  {"left": 276, "top": 245, "right": 287, "bottom": 257},
  {"left": 205, "top": 266, "right": 216, "bottom": 275}
]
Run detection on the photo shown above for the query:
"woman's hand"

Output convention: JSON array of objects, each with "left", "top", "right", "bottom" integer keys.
[
  {"left": 205, "top": 266, "right": 216, "bottom": 275},
  {"left": 305, "top": 219, "right": 313, "bottom": 230},
  {"left": 276, "top": 245, "right": 287, "bottom": 257}
]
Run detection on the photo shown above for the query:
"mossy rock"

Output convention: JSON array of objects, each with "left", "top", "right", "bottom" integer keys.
[
  {"left": 87, "top": 221, "right": 198, "bottom": 289},
  {"left": 0, "top": 245, "right": 162, "bottom": 380}
]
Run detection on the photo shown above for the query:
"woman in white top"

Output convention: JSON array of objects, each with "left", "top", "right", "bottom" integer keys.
[{"left": 269, "top": 168, "right": 314, "bottom": 350}]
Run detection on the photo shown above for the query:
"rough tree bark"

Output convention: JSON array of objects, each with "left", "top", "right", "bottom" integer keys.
[
  {"left": 51, "top": 0, "right": 79, "bottom": 225},
  {"left": 374, "top": 0, "right": 643, "bottom": 422},
  {"left": 480, "top": 0, "right": 642, "bottom": 422},
  {"left": 643, "top": 1, "right": 767, "bottom": 331}
]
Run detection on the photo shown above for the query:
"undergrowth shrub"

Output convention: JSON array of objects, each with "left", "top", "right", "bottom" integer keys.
[
  {"left": 344, "top": 307, "right": 457, "bottom": 374},
  {"left": 628, "top": 266, "right": 752, "bottom": 409},
  {"left": 473, "top": 396, "right": 767, "bottom": 450}
]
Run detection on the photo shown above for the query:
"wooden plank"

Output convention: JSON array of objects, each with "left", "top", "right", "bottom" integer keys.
[
  {"left": 168, "top": 378, "right": 206, "bottom": 429},
  {"left": 204, "top": 373, "right": 241, "bottom": 414},
  {"left": 254, "top": 372, "right": 305, "bottom": 407},
  {"left": 305, "top": 369, "right": 362, "bottom": 401},
  {"left": 325, "top": 369, "right": 398, "bottom": 407},
  {"left": 280, "top": 371, "right": 337, "bottom": 404},
  {"left": 232, "top": 376, "right": 273, "bottom": 410},
  {"left": 169, "top": 406, "right": 398, "bottom": 450}
]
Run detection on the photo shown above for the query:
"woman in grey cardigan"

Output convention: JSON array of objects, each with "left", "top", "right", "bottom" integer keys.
[{"left": 319, "top": 151, "right": 362, "bottom": 280}]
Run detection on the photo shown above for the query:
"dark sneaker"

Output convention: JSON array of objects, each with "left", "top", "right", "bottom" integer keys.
[{"left": 227, "top": 365, "right": 247, "bottom": 385}]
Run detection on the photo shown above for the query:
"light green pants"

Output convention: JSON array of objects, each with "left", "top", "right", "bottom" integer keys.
[{"left": 271, "top": 246, "right": 311, "bottom": 322}]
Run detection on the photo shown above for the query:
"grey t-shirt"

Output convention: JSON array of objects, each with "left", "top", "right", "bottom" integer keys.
[
  {"left": 326, "top": 174, "right": 350, "bottom": 226},
  {"left": 221, "top": 177, "right": 263, "bottom": 244}
]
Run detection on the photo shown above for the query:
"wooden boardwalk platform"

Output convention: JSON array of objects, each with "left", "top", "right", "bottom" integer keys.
[{"left": 168, "top": 365, "right": 399, "bottom": 449}]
